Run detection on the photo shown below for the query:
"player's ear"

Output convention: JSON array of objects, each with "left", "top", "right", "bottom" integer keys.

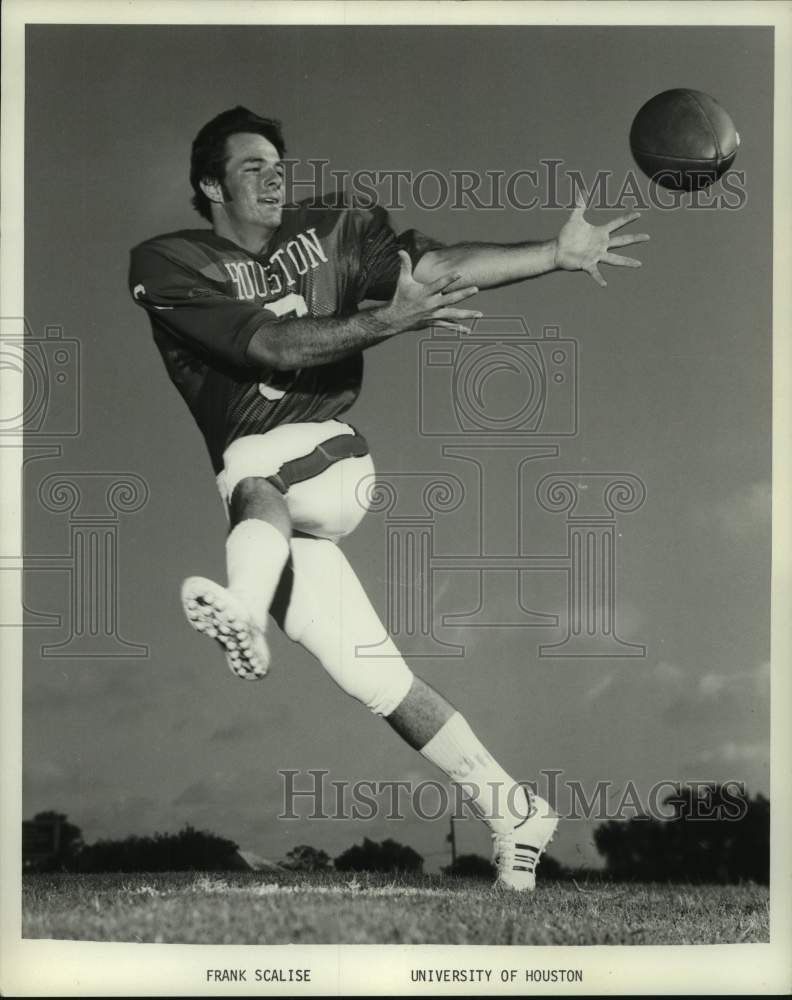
[{"left": 199, "top": 176, "right": 225, "bottom": 207}]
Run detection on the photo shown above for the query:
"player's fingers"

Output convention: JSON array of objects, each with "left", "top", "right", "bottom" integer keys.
[
  {"left": 433, "top": 307, "right": 484, "bottom": 322},
  {"left": 608, "top": 233, "right": 650, "bottom": 248},
  {"left": 573, "top": 185, "right": 589, "bottom": 214},
  {"left": 426, "top": 271, "right": 465, "bottom": 294},
  {"left": 432, "top": 320, "right": 473, "bottom": 334},
  {"left": 586, "top": 265, "right": 608, "bottom": 288},
  {"left": 602, "top": 252, "right": 642, "bottom": 268},
  {"left": 397, "top": 249, "right": 413, "bottom": 278},
  {"left": 607, "top": 211, "right": 642, "bottom": 233},
  {"left": 438, "top": 285, "right": 479, "bottom": 306}
]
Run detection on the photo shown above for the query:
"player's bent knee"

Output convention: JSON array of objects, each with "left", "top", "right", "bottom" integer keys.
[
  {"left": 366, "top": 659, "right": 414, "bottom": 717},
  {"left": 282, "top": 536, "right": 414, "bottom": 716},
  {"left": 228, "top": 475, "right": 283, "bottom": 518},
  {"left": 218, "top": 425, "right": 373, "bottom": 541},
  {"left": 339, "top": 644, "right": 414, "bottom": 718}
]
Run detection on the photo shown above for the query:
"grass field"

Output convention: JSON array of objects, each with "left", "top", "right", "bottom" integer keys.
[{"left": 22, "top": 871, "right": 769, "bottom": 945}]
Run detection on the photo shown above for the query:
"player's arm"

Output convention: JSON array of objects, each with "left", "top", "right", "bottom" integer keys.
[
  {"left": 414, "top": 191, "right": 650, "bottom": 290},
  {"left": 130, "top": 241, "right": 479, "bottom": 373},
  {"left": 246, "top": 253, "right": 480, "bottom": 370}
]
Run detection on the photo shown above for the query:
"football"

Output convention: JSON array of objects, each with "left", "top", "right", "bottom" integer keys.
[{"left": 629, "top": 89, "right": 739, "bottom": 191}]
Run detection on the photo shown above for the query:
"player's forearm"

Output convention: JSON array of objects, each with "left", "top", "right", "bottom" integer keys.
[
  {"left": 415, "top": 241, "right": 559, "bottom": 290},
  {"left": 246, "top": 308, "right": 398, "bottom": 370}
]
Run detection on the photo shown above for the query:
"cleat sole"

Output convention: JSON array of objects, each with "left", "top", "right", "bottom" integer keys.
[{"left": 181, "top": 576, "right": 270, "bottom": 680}]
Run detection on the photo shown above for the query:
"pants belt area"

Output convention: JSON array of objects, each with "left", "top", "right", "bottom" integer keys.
[{"left": 266, "top": 427, "right": 369, "bottom": 494}]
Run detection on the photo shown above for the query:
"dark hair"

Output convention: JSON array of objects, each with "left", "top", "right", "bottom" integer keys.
[{"left": 190, "top": 106, "right": 286, "bottom": 221}]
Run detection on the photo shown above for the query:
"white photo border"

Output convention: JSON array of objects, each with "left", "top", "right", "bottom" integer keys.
[{"left": 1, "top": 1, "right": 790, "bottom": 995}]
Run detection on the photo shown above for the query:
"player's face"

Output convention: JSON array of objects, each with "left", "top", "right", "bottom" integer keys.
[{"left": 220, "top": 132, "right": 284, "bottom": 231}]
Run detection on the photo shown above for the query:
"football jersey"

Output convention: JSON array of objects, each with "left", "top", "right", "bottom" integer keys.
[{"left": 129, "top": 199, "right": 442, "bottom": 472}]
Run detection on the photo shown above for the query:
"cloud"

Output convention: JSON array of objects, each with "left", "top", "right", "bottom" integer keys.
[
  {"left": 98, "top": 795, "right": 159, "bottom": 833},
  {"left": 24, "top": 756, "right": 113, "bottom": 798},
  {"left": 698, "top": 672, "right": 728, "bottom": 698},
  {"left": 584, "top": 673, "right": 614, "bottom": 703},
  {"left": 24, "top": 663, "right": 157, "bottom": 715},
  {"left": 24, "top": 758, "right": 68, "bottom": 785},
  {"left": 551, "top": 600, "right": 646, "bottom": 645},
  {"left": 713, "top": 480, "right": 771, "bottom": 538},
  {"left": 172, "top": 769, "right": 264, "bottom": 810},
  {"left": 173, "top": 780, "right": 212, "bottom": 806},
  {"left": 654, "top": 661, "right": 684, "bottom": 684},
  {"left": 695, "top": 741, "right": 769, "bottom": 764},
  {"left": 754, "top": 659, "right": 771, "bottom": 693},
  {"left": 653, "top": 659, "right": 769, "bottom": 697},
  {"left": 661, "top": 659, "right": 770, "bottom": 727},
  {"left": 694, "top": 661, "right": 770, "bottom": 701}
]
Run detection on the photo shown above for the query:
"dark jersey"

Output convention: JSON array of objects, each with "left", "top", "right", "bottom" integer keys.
[{"left": 129, "top": 199, "right": 442, "bottom": 473}]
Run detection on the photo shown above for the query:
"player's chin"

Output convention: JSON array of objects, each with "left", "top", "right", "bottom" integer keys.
[{"left": 258, "top": 204, "right": 283, "bottom": 224}]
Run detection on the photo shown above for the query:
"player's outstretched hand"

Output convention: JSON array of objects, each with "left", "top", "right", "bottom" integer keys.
[
  {"left": 385, "top": 250, "right": 482, "bottom": 334},
  {"left": 554, "top": 189, "right": 650, "bottom": 288}
]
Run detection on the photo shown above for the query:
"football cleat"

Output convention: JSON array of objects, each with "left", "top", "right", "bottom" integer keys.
[
  {"left": 492, "top": 790, "right": 559, "bottom": 892},
  {"left": 181, "top": 576, "right": 270, "bottom": 680}
]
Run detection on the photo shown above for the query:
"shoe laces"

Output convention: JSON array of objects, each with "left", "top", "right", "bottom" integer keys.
[
  {"left": 493, "top": 831, "right": 542, "bottom": 874},
  {"left": 492, "top": 789, "right": 541, "bottom": 872}
]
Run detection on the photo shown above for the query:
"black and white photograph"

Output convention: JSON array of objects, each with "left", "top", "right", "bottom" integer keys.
[{"left": 1, "top": 1, "right": 790, "bottom": 995}]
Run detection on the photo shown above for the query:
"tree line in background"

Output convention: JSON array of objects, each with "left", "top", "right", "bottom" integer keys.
[
  {"left": 24, "top": 785, "right": 769, "bottom": 884},
  {"left": 594, "top": 785, "right": 770, "bottom": 884}
]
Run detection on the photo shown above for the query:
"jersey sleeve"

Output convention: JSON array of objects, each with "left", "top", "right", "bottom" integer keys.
[
  {"left": 353, "top": 206, "right": 445, "bottom": 302},
  {"left": 128, "top": 242, "right": 277, "bottom": 370}
]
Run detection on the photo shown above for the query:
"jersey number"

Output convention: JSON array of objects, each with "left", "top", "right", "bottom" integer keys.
[
  {"left": 258, "top": 293, "right": 307, "bottom": 400},
  {"left": 267, "top": 292, "right": 308, "bottom": 318}
]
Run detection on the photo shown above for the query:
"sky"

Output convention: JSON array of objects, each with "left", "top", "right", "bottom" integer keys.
[{"left": 21, "top": 24, "right": 772, "bottom": 871}]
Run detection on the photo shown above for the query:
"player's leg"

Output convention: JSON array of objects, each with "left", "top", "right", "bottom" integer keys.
[
  {"left": 182, "top": 421, "right": 367, "bottom": 679},
  {"left": 220, "top": 418, "right": 370, "bottom": 618},
  {"left": 387, "top": 676, "right": 558, "bottom": 890},
  {"left": 181, "top": 471, "right": 290, "bottom": 680},
  {"left": 224, "top": 475, "right": 291, "bottom": 629},
  {"left": 273, "top": 535, "right": 557, "bottom": 890}
]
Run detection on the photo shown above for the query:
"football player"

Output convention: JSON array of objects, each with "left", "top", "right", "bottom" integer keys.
[{"left": 129, "top": 106, "right": 649, "bottom": 891}]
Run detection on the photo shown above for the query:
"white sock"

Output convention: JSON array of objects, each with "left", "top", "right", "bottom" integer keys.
[
  {"left": 419, "top": 712, "right": 528, "bottom": 834},
  {"left": 225, "top": 520, "right": 290, "bottom": 629}
]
